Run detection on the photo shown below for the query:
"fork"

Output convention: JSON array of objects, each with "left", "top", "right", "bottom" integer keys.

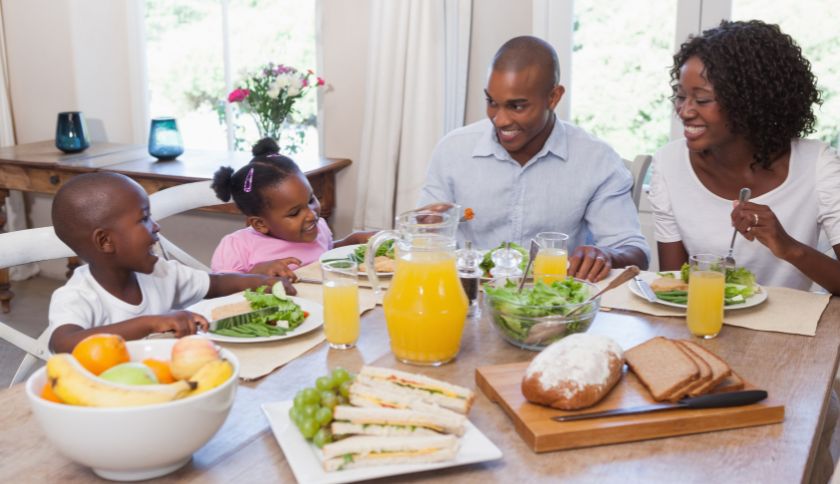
[{"left": 724, "top": 187, "right": 752, "bottom": 269}]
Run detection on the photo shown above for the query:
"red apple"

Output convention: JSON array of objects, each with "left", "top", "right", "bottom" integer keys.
[{"left": 170, "top": 336, "right": 220, "bottom": 380}]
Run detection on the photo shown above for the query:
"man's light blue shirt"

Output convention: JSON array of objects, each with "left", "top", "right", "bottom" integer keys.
[{"left": 418, "top": 118, "right": 650, "bottom": 262}]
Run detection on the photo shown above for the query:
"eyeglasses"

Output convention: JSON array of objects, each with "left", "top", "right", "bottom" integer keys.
[{"left": 672, "top": 93, "right": 717, "bottom": 112}]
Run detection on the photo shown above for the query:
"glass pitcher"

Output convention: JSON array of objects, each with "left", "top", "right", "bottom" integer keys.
[{"left": 366, "top": 206, "right": 468, "bottom": 366}]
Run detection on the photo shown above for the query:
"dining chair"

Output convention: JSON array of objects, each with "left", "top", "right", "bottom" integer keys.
[
  {"left": 0, "top": 180, "right": 222, "bottom": 386},
  {"left": 623, "top": 154, "right": 653, "bottom": 209}
]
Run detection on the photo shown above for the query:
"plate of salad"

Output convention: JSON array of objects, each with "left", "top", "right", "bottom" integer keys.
[
  {"left": 628, "top": 265, "right": 767, "bottom": 311},
  {"left": 189, "top": 286, "right": 324, "bottom": 343},
  {"left": 319, "top": 241, "right": 395, "bottom": 276}
]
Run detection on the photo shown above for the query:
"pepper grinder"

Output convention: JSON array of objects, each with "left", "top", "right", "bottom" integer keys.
[{"left": 456, "top": 241, "right": 482, "bottom": 317}]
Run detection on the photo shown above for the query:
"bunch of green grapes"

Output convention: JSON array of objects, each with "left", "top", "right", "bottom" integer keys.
[{"left": 289, "top": 367, "right": 354, "bottom": 447}]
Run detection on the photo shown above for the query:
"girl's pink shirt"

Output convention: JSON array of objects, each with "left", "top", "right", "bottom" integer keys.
[{"left": 211, "top": 218, "right": 334, "bottom": 273}]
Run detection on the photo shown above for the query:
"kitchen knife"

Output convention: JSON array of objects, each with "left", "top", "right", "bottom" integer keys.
[
  {"left": 209, "top": 306, "right": 280, "bottom": 331},
  {"left": 634, "top": 275, "right": 659, "bottom": 303},
  {"left": 551, "top": 390, "right": 768, "bottom": 422}
]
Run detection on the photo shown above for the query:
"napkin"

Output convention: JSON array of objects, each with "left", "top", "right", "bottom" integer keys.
[
  {"left": 218, "top": 277, "right": 378, "bottom": 381},
  {"left": 597, "top": 270, "right": 831, "bottom": 337}
]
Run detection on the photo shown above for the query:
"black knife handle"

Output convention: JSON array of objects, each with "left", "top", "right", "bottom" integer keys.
[{"left": 682, "top": 390, "right": 767, "bottom": 409}]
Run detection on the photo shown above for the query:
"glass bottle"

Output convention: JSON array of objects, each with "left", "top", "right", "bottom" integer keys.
[
  {"left": 490, "top": 243, "right": 524, "bottom": 287},
  {"left": 456, "top": 241, "right": 482, "bottom": 317}
]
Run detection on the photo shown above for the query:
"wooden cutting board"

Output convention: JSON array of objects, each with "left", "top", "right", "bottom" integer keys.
[{"left": 475, "top": 362, "right": 785, "bottom": 452}]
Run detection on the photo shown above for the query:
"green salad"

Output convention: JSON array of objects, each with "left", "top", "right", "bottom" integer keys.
[
  {"left": 483, "top": 278, "right": 595, "bottom": 343},
  {"left": 211, "top": 286, "right": 307, "bottom": 338},
  {"left": 655, "top": 264, "right": 757, "bottom": 306},
  {"left": 478, "top": 242, "right": 529, "bottom": 278},
  {"left": 348, "top": 239, "right": 396, "bottom": 263}
]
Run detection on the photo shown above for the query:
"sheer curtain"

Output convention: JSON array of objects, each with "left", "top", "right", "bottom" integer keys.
[
  {"left": 353, "top": 0, "right": 471, "bottom": 230},
  {"left": 0, "top": 4, "right": 38, "bottom": 280}
]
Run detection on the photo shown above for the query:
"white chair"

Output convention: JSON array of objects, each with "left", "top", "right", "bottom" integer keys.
[
  {"left": 0, "top": 180, "right": 222, "bottom": 386},
  {"left": 623, "top": 154, "right": 653, "bottom": 209},
  {"left": 0, "top": 227, "right": 74, "bottom": 385}
]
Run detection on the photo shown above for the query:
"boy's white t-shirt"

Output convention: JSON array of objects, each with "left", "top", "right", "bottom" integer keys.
[
  {"left": 648, "top": 138, "right": 840, "bottom": 290},
  {"left": 48, "top": 259, "right": 211, "bottom": 335}
]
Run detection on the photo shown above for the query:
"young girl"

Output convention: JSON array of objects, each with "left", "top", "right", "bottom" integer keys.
[{"left": 211, "top": 138, "right": 370, "bottom": 279}]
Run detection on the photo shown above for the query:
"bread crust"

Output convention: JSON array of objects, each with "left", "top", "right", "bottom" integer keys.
[{"left": 521, "top": 352, "right": 623, "bottom": 410}]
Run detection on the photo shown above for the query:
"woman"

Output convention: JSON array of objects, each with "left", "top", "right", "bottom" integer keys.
[{"left": 649, "top": 20, "right": 840, "bottom": 294}]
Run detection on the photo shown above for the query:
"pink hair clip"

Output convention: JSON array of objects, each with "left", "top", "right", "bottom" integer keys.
[{"left": 243, "top": 167, "right": 254, "bottom": 193}]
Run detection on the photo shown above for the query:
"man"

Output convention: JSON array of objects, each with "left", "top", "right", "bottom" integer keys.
[{"left": 418, "top": 36, "right": 649, "bottom": 281}]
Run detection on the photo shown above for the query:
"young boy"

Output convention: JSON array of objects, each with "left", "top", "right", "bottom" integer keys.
[{"left": 47, "top": 172, "right": 296, "bottom": 353}]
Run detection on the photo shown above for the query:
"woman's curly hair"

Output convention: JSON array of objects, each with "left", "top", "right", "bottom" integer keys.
[{"left": 670, "top": 20, "right": 821, "bottom": 169}]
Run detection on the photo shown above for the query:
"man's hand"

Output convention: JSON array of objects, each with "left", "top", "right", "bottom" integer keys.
[
  {"left": 568, "top": 245, "right": 612, "bottom": 282},
  {"left": 250, "top": 257, "right": 302, "bottom": 281},
  {"left": 153, "top": 310, "right": 209, "bottom": 336}
]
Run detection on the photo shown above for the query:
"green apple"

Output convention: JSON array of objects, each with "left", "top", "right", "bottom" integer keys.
[{"left": 100, "top": 362, "right": 159, "bottom": 385}]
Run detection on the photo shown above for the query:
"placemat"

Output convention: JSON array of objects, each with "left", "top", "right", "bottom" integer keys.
[
  {"left": 597, "top": 270, "right": 830, "bottom": 336},
  {"left": 218, "top": 280, "right": 378, "bottom": 380},
  {"left": 294, "top": 260, "right": 390, "bottom": 290}
]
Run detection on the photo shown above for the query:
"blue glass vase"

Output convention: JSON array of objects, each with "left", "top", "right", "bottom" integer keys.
[
  {"left": 55, "top": 111, "right": 90, "bottom": 154},
  {"left": 148, "top": 117, "right": 184, "bottom": 161}
]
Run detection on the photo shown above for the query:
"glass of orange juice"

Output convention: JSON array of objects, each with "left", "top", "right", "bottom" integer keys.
[
  {"left": 321, "top": 260, "right": 361, "bottom": 349},
  {"left": 686, "top": 254, "right": 726, "bottom": 339},
  {"left": 534, "top": 232, "right": 569, "bottom": 284}
]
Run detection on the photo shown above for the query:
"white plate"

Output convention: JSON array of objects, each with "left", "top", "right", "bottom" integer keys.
[
  {"left": 628, "top": 271, "right": 768, "bottom": 311},
  {"left": 262, "top": 401, "right": 503, "bottom": 484},
  {"left": 187, "top": 293, "right": 323, "bottom": 344},
  {"left": 319, "top": 244, "right": 393, "bottom": 277}
]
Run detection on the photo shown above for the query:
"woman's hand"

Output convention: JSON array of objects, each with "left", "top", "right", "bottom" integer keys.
[
  {"left": 732, "top": 201, "right": 801, "bottom": 259},
  {"left": 568, "top": 245, "right": 612, "bottom": 282},
  {"left": 250, "top": 257, "right": 301, "bottom": 281}
]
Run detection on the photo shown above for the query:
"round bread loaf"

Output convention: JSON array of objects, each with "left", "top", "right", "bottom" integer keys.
[{"left": 521, "top": 333, "right": 624, "bottom": 410}]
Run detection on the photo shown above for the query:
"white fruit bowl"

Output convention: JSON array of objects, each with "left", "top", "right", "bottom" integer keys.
[{"left": 25, "top": 338, "right": 239, "bottom": 481}]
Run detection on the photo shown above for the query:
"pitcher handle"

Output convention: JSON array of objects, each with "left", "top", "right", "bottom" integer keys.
[{"left": 365, "top": 230, "right": 398, "bottom": 295}]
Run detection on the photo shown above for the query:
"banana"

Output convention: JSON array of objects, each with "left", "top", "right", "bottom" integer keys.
[
  {"left": 188, "top": 359, "right": 234, "bottom": 396},
  {"left": 47, "top": 354, "right": 195, "bottom": 407}
]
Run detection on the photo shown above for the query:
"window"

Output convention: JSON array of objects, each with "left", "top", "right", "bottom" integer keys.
[
  {"left": 732, "top": 0, "right": 840, "bottom": 148},
  {"left": 144, "top": 0, "right": 318, "bottom": 154},
  {"left": 570, "top": 0, "right": 677, "bottom": 160}
]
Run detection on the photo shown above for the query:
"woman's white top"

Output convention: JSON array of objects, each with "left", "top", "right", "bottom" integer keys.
[{"left": 648, "top": 138, "right": 840, "bottom": 290}]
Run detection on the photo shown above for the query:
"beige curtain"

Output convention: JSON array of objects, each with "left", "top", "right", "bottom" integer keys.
[
  {"left": 353, "top": 0, "right": 471, "bottom": 230},
  {"left": 0, "top": 4, "right": 38, "bottom": 280}
]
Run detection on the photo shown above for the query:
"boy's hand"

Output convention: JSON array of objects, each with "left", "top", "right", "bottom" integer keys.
[
  {"left": 250, "top": 257, "right": 302, "bottom": 281},
  {"left": 154, "top": 310, "right": 209, "bottom": 336}
]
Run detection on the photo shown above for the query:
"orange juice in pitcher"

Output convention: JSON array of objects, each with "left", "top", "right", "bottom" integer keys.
[{"left": 366, "top": 207, "right": 468, "bottom": 365}]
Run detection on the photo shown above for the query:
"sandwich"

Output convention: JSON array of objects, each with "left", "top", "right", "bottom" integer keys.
[
  {"left": 321, "top": 434, "right": 459, "bottom": 472},
  {"left": 331, "top": 405, "right": 466, "bottom": 437},
  {"left": 353, "top": 366, "right": 475, "bottom": 414}
]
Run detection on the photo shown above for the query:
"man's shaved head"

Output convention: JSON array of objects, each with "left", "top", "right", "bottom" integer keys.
[
  {"left": 491, "top": 36, "right": 560, "bottom": 93},
  {"left": 52, "top": 172, "right": 145, "bottom": 256}
]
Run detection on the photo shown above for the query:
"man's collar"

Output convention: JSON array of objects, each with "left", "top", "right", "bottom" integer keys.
[{"left": 472, "top": 116, "right": 569, "bottom": 163}]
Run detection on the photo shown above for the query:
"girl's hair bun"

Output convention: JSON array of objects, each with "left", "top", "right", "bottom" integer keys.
[
  {"left": 252, "top": 137, "right": 281, "bottom": 157},
  {"left": 211, "top": 165, "right": 236, "bottom": 202}
]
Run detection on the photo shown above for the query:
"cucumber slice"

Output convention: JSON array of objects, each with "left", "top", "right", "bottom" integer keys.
[{"left": 272, "top": 281, "right": 288, "bottom": 300}]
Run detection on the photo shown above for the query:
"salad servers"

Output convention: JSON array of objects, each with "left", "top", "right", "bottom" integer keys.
[
  {"left": 725, "top": 187, "right": 752, "bottom": 269},
  {"left": 518, "top": 239, "right": 540, "bottom": 292}
]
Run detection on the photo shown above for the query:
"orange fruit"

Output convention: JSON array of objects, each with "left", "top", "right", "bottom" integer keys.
[
  {"left": 143, "top": 358, "right": 175, "bottom": 383},
  {"left": 71, "top": 334, "right": 130, "bottom": 375},
  {"left": 41, "top": 381, "right": 62, "bottom": 403}
]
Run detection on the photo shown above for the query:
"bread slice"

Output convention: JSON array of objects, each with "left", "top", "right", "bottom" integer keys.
[
  {"left": 650, "top": 277, "right": 688, "bottom": 292},
  {"left": 210, "top": 300, "right": 252, "bottom": 321},
  {"left": 665, "top": 341, "right": 712, "bottom": 402},
  {"left": 712, "top": 370, "right": 744, "bottom": 393},
  {"left": 625, "top": 337, "right": 699, "bottom": 401},
  {"left": 679, "top": 341, "right": 732, "bottom": 396}
]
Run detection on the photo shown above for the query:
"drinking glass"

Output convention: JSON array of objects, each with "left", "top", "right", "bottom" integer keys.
[
  {"left": 321, "top": 260, "right": 361, "bottom": 349},
  {"left": 55, "top": 111, "right": 90, "bottom": 154},
  {"left": 148, "top": 117, "right": 184, "bottom": 161},
  {"left": 534, "top": 232, "right": 569, "bottom": 284},
  {"left": 686, "top": 254, "right": 726, "bottom": 339}
]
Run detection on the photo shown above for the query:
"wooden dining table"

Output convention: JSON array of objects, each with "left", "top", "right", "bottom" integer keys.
[{"left": 1, "top": 300, "right": 838, "bottom": 483}]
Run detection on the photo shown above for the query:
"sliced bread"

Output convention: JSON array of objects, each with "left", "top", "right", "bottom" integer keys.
[
  {"left": 625, "top": 337, "right": 699, "bottom": 401},
  {"left": 712, "top": 370, "right": 745, "bottom": 393},
  {"left": 665, "top": 341, "right": 712, "bottom": 402},
  {"left": 680, "top": 341, "right": 732, "bottom": 396}
]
